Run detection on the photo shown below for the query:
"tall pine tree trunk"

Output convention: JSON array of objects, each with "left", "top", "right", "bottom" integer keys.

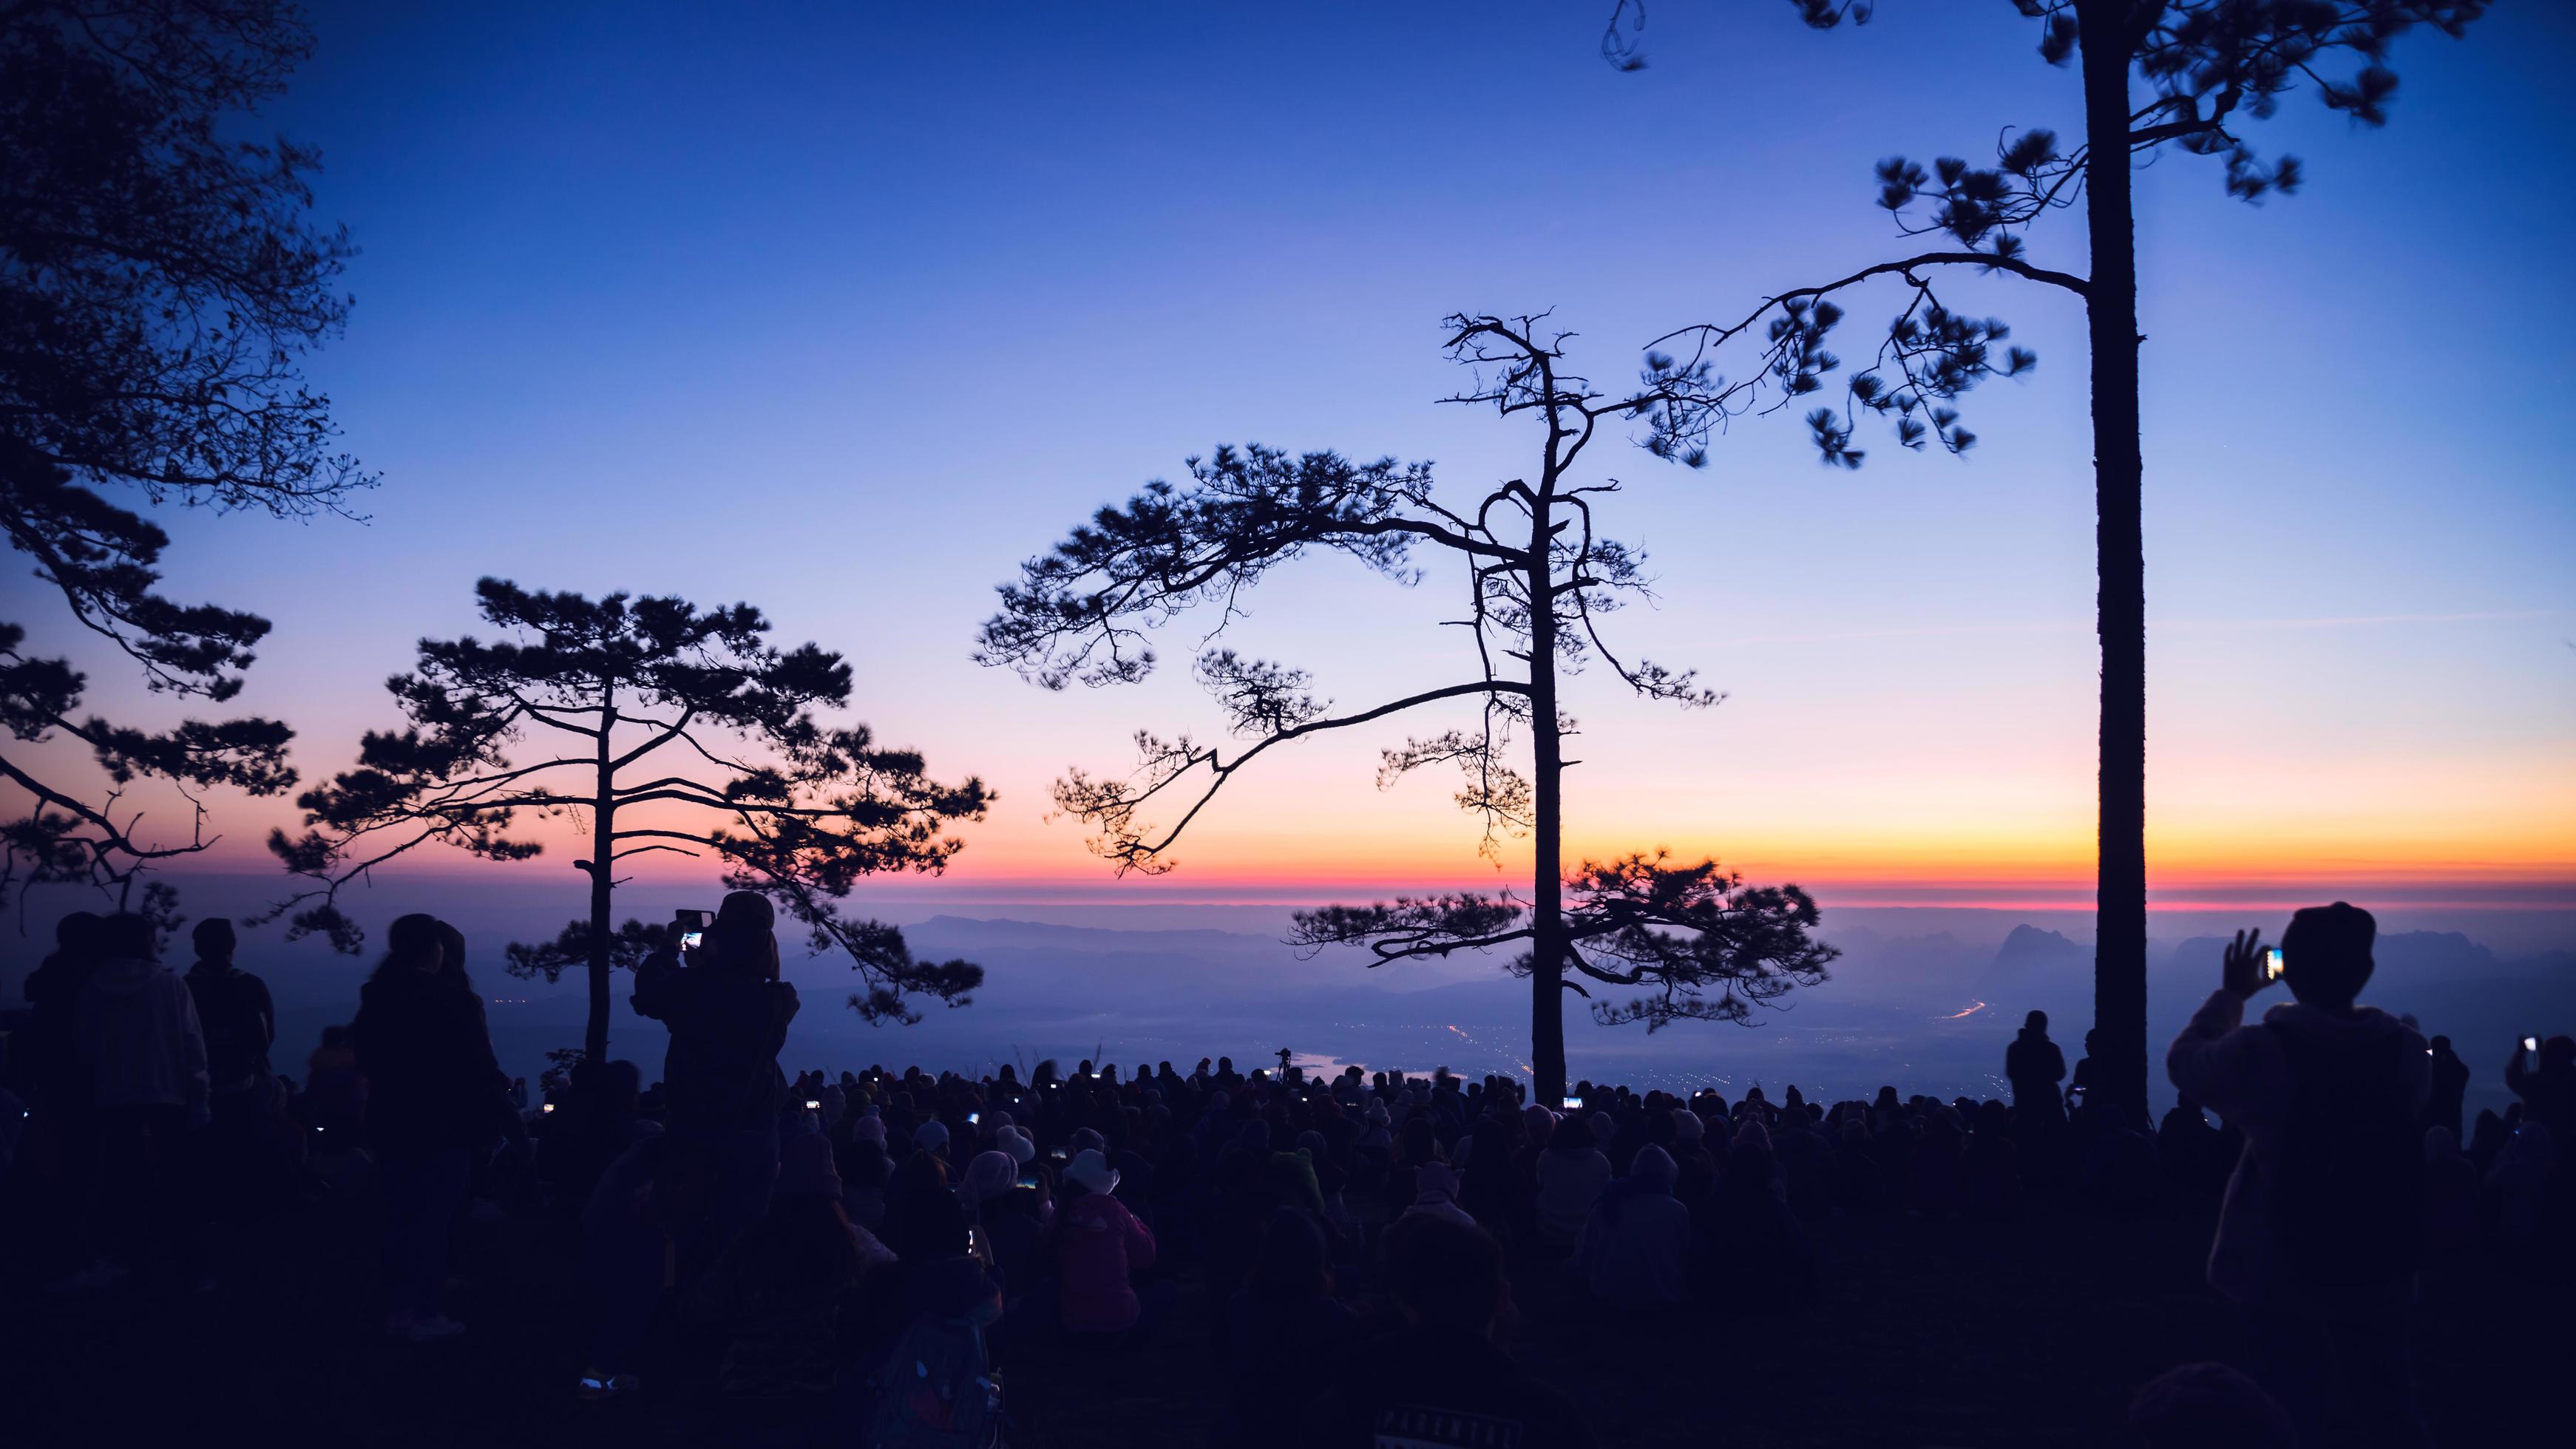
[
  {"left": 2080, "top": 0, "right": 2149, "bottom": 1120},
  {"left": 585, "top": 692, "right": 619, "bottom": 1061},
  {"left": 1528, "top": 498, "right": 1568, "bottom": 1105}
]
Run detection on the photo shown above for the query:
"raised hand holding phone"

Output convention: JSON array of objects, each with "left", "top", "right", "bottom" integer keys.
[{"left": 2221, "top": 928, "right": 2276, "bottom": 1001}]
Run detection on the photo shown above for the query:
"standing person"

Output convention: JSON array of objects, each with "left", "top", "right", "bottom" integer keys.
[
  {"left": 69, "top": 912, "right": 209, "bottom": 1289},
  {"left": 631, "top": 890, "right": 800, "bottom": 1261},
  {"left": 2423, "top": 1036, "right": 2469, "bottom": 1142},
  {"left": 2065, "top": 1029, "right": 2102, "bottom": 1116},
  {"left": 2167, "top": 903, "right": 2431, "bottom": 1448},
  {"left": 353, "top": 912, "right": 504, "bottom": 1342},
  {"left": 183, "top": 918, "right": 279, "bottom": 1210},
  {"left": 22, "top": 912, "right": 104, "bottom": 1283},
  {"left": 21, "top": 912, "right": 104, "bottom": 1114},
  {"left": 2006, "top": 1011, "right": 2067, "bottom": 1133},
  {"left": 2504, "top": 1034, "right": 2575, "bottom": 1141}
]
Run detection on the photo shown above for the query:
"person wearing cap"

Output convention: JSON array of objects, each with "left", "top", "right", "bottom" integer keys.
[
  {"left": 2167, "top": 902, "right": 2431, "bottom": 1446},
  {"left": 995, "top": 1124, "right": 1036, "bottom": 1166},
  {"left": 1054, "top": 1147, "right": 1161, "bottom": 1336}
]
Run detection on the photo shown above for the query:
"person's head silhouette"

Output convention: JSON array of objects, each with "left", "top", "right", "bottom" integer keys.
[
  {"left": 2280, "top": 901, "right": 2375, "bottom": 1011},
  {"left": 2024, "top": 1010, "right": 2048, "bottom": 1033},
  {"left": 379, "top": 912, "right": 445, "bottom": 979},
  {"left": 54, "top": 910, "right": 103, "bottom": 958},
  {"left": 98, "top": 912, "right": 156, "bottom": 961},
  {"left": 191, "top": 917, "right": 236, "bottom": 965}
]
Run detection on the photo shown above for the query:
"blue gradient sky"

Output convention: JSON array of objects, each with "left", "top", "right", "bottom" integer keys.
[{"left": 43, "top": 0, "right": 2574, "bottom": 917}]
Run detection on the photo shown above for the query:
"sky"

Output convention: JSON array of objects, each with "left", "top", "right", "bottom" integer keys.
[{"left": 10, "top": 0, "right": 2574, "bottom": 930}]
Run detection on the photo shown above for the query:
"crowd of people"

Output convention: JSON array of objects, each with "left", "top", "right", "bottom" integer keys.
[{"left": 3, "top": 894, "right": 2569, "bottom": 1446}]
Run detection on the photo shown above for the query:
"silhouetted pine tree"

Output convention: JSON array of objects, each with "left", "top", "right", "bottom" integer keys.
[
  {"left": 1, "top": 1, "right": 369, "bottom": 906},
  {"left": 271, "top": 579, "right": 992, "bottom": 1058},
  {"left": 1607, "top": 0, "right": 2488, "bottom": 1116},
  {"left": 980, "top": 317, "right": 1836, "bottom": 1102}
]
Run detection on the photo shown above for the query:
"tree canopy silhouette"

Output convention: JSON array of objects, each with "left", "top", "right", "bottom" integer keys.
[
  {"left": 1604, "top": 0, "right": 2487, "bottom": 1117},
  {"left": 1, "top": 0, "right": 366, "bottom": 906},
  {"left": 980, "top": 316, "right": 1834, "bottom": 1100},
  {"left": 271, "top": 579, "right": 992, "bottom": 1057}
]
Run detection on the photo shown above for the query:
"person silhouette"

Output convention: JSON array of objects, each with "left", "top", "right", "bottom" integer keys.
[
  {"left": 2006, "top": 1010, "right": 2067, "bottom": 1119},
  {"left": 2005, "top": 1010, "right": 2068, "bottom": 1178},
  {"left": 352, "top": 912, "right": 504, "bottom": 1341},
  {"left": 631, "top": 890, "right": 800, "bottom": 1262},
  {"left": 2504, "top": 1033, "right": 2575, "bottom": 1141},
  {"left": 2166, "top": 902, "right": 2430, "bottom": 1448},
  {"left": 2423, "top": 1035, "right": 2468, "bottom": 1141},
  {"left": 68, "top": 912, "right": 209, "bottom": 1290},
  {"left": 184, "top": 918, "right": 278, "bottom": 1214}
]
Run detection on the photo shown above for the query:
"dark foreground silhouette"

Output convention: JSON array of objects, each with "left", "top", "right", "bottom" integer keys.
[{"left": 3, "top": 899, "right": 2568, "bottom": 1446}]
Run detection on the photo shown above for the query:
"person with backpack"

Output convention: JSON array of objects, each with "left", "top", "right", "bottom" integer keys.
[
  {"left": 705, "top": 1132, "right": 892, "bottom": 1428},
  {"left": 864, "top": 1190, "right": 1004, "bottom": 1448},
  {"left": 2166, "top": 902, "right": 2432, "bottom": 1448}
]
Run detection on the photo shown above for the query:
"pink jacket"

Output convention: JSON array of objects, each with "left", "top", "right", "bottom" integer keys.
[{"left": 1054, "top": 1191, "right": 1156, "bottom": 1332}]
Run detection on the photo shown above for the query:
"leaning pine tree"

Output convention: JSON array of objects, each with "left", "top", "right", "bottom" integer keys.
[
  {"left": 978, "top": 316, "right": 1836, "bottom": 1102},
  {"left": 271, "top": 579, "right": 992, "bottom": 1058},
  {"left": 1604, "top": 0, "right": 2488, "bottom": 1119}
]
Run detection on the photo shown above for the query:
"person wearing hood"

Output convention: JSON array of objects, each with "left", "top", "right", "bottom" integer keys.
[
  {"left": 1533, "top": 1113, "right": 1612, "bottom": 1250},
  {"left": 352, "top": 912, "right": 504, "bottom": 1341},
  {"left": 1053, "top": 1147, "right": 1162, "bottom": 1337},
  {"left": 1576, "top": 1144, "right": 1689, "bottom": 1309},
  {"left": 1667, "top": 1108, "right": 1718, "bottom": 1209},
  {"left": 74, "top": 912, "right": 209, "bottom": 1121},
  {"left": 1399, "top": 1159, "right": 1479, "bottom": 1232},
  {"left": 2166, "top": 903, "right": 2431, "bottom": 1447},
  {"left": 67, "top": 912, "right": 209, "bottom": 1290}
]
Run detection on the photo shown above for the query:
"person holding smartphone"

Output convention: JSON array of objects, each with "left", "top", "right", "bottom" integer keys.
[
  {"left": 2504, "top": 1030, "right": 2575, "bottom": 1141},
  {"left": 631, "top": 891, "right": 800, "bottom": 1263},
  {"left": 2164, "top": 903, "right": 2431, "bottom": 1447}
]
